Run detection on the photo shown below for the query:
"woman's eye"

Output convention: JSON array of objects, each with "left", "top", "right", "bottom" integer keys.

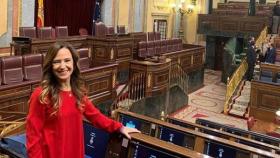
[
  {"left": 65, "top": 59, "right": 71, "bottom": 62},
  {"left": 52, "top": 60, "right": 60, "bottom": 64}
]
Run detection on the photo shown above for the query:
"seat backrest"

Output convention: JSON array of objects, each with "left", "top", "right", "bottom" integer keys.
[
  {"left": 155, "top": 32, "right": 161, "bottom": 40},
  {"left": 138, "top": 41, "right": 147, "bottom": 58},
  {"left": 148, "top": 32, "right": 155, "bottom": 41},
  {"left": 22, "top": 54, "right": 43, "bottom": 81},
  {"left": 172, "top": 39, "right": 177, "bottom": 51},
  {"left": 154, "top": 40, "right": 161, "bottom": 55},
  {"left": 161, "top": 40, "right": 167, "bottom": 54},
  {"left": 166, "top": 39, "right": 173, "bottom": 52},
  {"left": 177, "top": 38, "right": 183, "bottom": 51},
  {"left": 117, "top": 25, "right": 125, "bottom": 34},
  {"left": 77, "top": 48, "right": 90, "bottom": 70},
  {"left": 1, "top": 56, "right": 23, "bottom": 85},
  {"left": 146, "top": 41, "right": 155, "bottom": 57},
  {"left": 37, "top": 27, "right": 53, "bottom": 40},
  {"left": 261, "top": 70, "right": 273, "bottom": 77},
  {"left": 19, "top": 27, "right": 37, "bottom": 38},
  {"left": 277, "top": 73, "right": 280, "bottom": 83},
  {"left": 260, "top": 70, "right": 273, "bottom": 82},
  {"left": 55, "top": 26, "right": 68, "bottom": 38},
  {"left": 95, "top": 22, "right": 107, "bottom": 37},
  {"left": 275, "top": 52, "right": 280, "bottom": 65},
  {"left": 106, "top": 26, "right": 115, "bottom": 35},
  {"left": 0, "top": 58, "right": 2, "bottom": 84}
]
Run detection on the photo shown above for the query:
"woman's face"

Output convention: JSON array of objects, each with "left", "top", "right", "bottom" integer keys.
[{"left": 52, "top": 48, "right": 74, "bottom": 84}]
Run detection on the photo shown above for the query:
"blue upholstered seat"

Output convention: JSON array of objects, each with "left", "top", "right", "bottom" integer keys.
[
  {"left": 0, "top": 134, "right": 27, "bottom": 158},
  {"left": 277, "top": 73, "right": 280, "bottom": 83},
  {"left": 260, "top": 70, "right": 273, "bottom": 82}
]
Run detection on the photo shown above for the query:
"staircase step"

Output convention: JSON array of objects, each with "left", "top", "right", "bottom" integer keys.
[
  {"left": 234, "top": 96, "right": 250, "bottom": 106},
  {"left": 244, "top": 81, "right": 251, "bottom": 86},
  {"left": 235, "top": 54, "right": 241, "bottom": 58},
  {"left": 240, "top": 53, "right": 246, "bottom": 58},
  {"left": 231, "top": 103, "right": 248, "bottom": 111},
  {"left": 229, "top": 108, "right": 246, "bottom": 117},
  {"left": 236, "top": 58, "right": 242, "bottom": 64},
  {"left": 118, "top": 99, "right": 136, "bottom": 109}
]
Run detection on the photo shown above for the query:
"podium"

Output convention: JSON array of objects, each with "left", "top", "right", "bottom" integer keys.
[{"left": 10, "top": 37, "right": 31, "bottom": 56}]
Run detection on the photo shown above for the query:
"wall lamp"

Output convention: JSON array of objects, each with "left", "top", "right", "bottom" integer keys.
[
  {"left": 171, "top": 0, "right": 196, "bottom": 15},
  {"left": 276, "top": 109, "right": 280, "bottom": 117}
]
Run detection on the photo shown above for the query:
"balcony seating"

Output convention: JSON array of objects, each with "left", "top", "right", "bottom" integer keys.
[
  {"left": 19, "top": 27, "right": 37, "bottom": 38},
  {"left": 148, "top": 32, "right": 155, "bottom": 41},
  {"left": 77, "top": 48, "right": 90, "bottom": 70},
  {"left": 138, "top": 41, "right": 147, "bottom": 58},
  {"left": 55, "top": 26, "right": 68, "bottom": 38},
  {"left": 154, "top": 40, "right": 161, "bottom": 55},
  {"left": 1, "top": 56, "right": 23, "bottom": 85},
  {"left": 95, "top": 22, "right": 107, "bottom": 37},
  {"left": 146, "top": 41, "right": 155, "bottom": 57},
  {"left": 155, "top": 32, "right": 161, "bottom": 40},
  {"left": 22, "top": 54, "right": 43, "bottom": 81},
  {"left": 37, "top": 27, "right": 53, "bottom": 40},
  {"left": 106, "top": 26, "right": 115, "bottom": 35},
  {"left": 117, "top": 25, "right": 125, "bottom": 34},
  {"left": 260, "top": 70, "right": 273, "bottom": 82}
]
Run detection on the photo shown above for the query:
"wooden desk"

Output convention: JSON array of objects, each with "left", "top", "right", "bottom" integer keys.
[
  {"left": 260, "top": 63, "right": 280, "bottom": 82},
  {"left": 163, "top": 45, "right": 205, "bottom": 92},
  {"left": 87, "top": 36, "right": 133, "bottom": 67},
  {"left": 31, "top": 36, "right": 88, "bottom": 54},
  {"left": 250, "top": 80, "right": 280, "bottom": 122},
  {"left": 163, "top": 45, "right": 204, "bottom": 72},
  {"left": 197, "top": 14, "right": 269, "bottom": 37},
  {"left": 130, "top": 58, "right": 171, "bottom": 97}
]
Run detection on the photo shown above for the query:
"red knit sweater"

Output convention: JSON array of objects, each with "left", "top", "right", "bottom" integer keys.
[{"left": 26, "top": 87, "right": 122, "bottom": 158}]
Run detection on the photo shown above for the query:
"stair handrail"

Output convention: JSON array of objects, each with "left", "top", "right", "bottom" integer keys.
[
  {"left": 111, "top": 72, "right": 146, "bottom": 112},
  {"left": 170, "top": 63, "right": 189, "bottom": 95},
  {"left": 224, "top": 58, "right": 248, "bottom": 114},
  {"left": 224, "top": 26, "right": 267, "bottom": 114}
]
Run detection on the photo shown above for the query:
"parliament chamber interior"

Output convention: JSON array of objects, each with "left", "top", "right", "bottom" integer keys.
[{"left": 1, "top": 0, "right": 280, "bottom": 157}]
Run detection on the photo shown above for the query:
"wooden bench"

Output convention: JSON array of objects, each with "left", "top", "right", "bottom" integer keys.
[{"left": 114, "top": 110, "right": 279, "bottom": 157}]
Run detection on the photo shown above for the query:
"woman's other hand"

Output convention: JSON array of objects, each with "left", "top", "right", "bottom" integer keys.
[{"left": 119, "top": 126, "right": 140, "bottom": 139}]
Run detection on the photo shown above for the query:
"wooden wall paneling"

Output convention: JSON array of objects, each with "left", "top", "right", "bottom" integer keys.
[{"left": 250, "top": 81, "right": 280, "bottom": 122}]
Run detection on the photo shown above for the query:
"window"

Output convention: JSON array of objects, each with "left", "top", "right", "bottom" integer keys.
[{"left": 153, "top": 19, "right": 167, "bottom": 39}]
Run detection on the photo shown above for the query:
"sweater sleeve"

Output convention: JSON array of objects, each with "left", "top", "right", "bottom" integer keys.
[
  {"left": 26, "top": 88, "right": 45, "bottom": 158},
  {"left": 83, "top": 97, "right": 122, "bottom": 133}
]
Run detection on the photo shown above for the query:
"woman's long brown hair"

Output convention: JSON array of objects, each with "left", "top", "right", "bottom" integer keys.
[{"left": 39, "top": 42, "right": 86, "bottom": 113}]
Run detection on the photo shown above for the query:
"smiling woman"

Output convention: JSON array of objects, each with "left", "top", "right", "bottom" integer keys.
[
  {"left": 26, "top": 42, "right": 140, "bottom": 158},
  {"left": 0, "top": 0, "right": 8, "bottom": 37}
]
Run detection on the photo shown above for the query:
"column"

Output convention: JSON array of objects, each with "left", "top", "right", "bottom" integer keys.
[{"left": 248, "top": 0, "right": 256, "bottom": 16}]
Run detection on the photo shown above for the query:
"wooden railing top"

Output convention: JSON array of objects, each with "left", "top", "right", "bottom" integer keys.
[
  {"left": 167, "top": 116, "right": 280, "bottom": 151},
  {"left": 261, "top": 62, "right": 280, "bottom": 70},
  {"left": 198, "top": 14, "right": 269, "bottom": 37},
  {"left": 115, "top": 110, "right": 280, "bottom": 157},
  {"left": 131, "top": 133, "right": 213, "bottom": 158},
  {"left": 163, "top": 46, "right": 205, "bottom": 56}
]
